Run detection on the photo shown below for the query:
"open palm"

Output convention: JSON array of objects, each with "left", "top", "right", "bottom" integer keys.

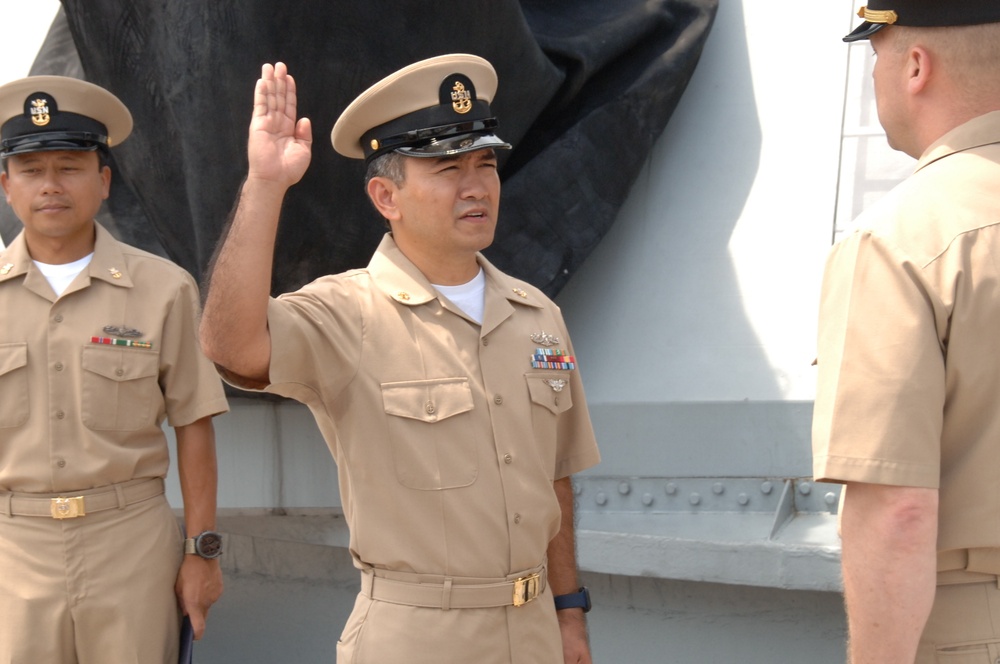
[{"left": 247, "top": 62, "right": 312, "bottom": 187}]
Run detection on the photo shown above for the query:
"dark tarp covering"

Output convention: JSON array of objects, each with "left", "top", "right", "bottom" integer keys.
[{"left": 0, "top": 0, "right": 716, "bottom": 297}]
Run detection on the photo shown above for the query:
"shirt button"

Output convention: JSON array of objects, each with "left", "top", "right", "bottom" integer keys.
[
  {"left": 54, "top": 362, "right": 64, "bottom": 371},
  {"left": 425, "top": 402, "right": 436, "bottom": 415},
  {"left": 115, "top": 368, "right": 124, "bottom": 377},
  {"left": 503, "top": 454, "right": 513, "bottom": 464},
  {"left": 554, "top": 397, "right": 560, "bottom": 407},
  {"left": 56, "top": 458, "right": 66, "bottom": 468},
  {"left": 513, "top": 513, "right": 522, "bottom": 524},
  {"left": 493, "top": 395, "right": 503, "bottom": 405},
  {"left": 481, "top": 337, "right": 489, "bottom": 347},
  {"left": 55, "top": 411, "right": 65, "bottom": 420},
  {"left": 54, "top": 314, "right": 64, "bottom": 323}
]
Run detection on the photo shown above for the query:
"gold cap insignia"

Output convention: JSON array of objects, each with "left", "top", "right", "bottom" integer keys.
[
  {"left": 858, "top": 7, "right": 898, "bottom": 24},
  {"left": 30, "top": 98, "right": 51, "bottom": 127},
  {"left": 451, "top": 80, "right": 472, "bottom": 114},
  {"left": 371, "top": 139, "right": 379, "bottom": 151}
]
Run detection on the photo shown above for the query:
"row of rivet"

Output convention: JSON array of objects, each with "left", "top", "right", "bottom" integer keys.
[{"left": 575, "top": 479, "right": 841, "bottom": 513}]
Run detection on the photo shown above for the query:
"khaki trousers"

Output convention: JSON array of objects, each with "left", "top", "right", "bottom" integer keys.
[
  {"left": 0, "top": 491, "right": 183, "bottom": 664},
  {"left": 916, "top": 576, "right": 1000, "bottom": 663}
]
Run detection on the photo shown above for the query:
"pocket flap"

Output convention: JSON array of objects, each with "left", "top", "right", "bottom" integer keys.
[
  {"left": 0, "top": 342, "right": 27, "bottom": 377},
  {"left": 381, "top": 378, "right": 474, "bottom": 423},
  {"left": 82, "top": 346, "right": 159, "bottom": 382},
  {"left": 525, "top": 373, "right": 573, "bottom": 414}
]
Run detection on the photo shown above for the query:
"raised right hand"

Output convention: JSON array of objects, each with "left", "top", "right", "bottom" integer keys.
[{"left": 247, "top": 62, "right": 313, "bottom": 188}]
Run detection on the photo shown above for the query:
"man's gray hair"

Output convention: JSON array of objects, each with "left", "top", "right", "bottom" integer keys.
[
  {"left": 364, "top": 151, "right": 407, "bottom": 189},
  {"left": 364, "top": 151, "right": 408, "bottom": 227}
]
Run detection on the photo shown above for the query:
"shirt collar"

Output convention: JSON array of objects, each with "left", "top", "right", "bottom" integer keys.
[
  {"left": 917, "top": 110, "right": 1000, "bottom": 172},
  {"left": 367, "top": 233, "right": 544, "bottom": 310},
  {"left": 0, "top": 221, "right": 133, "bottom": 288}
]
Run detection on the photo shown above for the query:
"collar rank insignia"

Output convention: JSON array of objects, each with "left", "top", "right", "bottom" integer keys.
[
  {"left": 512, "top": 288, "right": 527, "bottom": 298},
  {"left": 530, "top": 331, "right": 560, "bottom": 346},
  {"left": 531, "top": 348, "right": 576, "bottom": 370},
  {"left": 108, "top": 267, "right": 122, "bottom": 279},
  {"left": 0, "top": 263, "right": 13, "bottom": 275}
]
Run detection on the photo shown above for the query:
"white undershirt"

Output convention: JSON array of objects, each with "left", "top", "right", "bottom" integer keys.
[
  {"left": 433, "top": 268, "right": 486, "bottom": 324},
  {"left": 34, "top": 253, "right": 93, "bottom": 296}
]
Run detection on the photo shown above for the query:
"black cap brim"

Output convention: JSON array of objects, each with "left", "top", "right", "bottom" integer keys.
[
  {"left": 395, "top": 132, "right": 511, "bottom": 159},
  {"left": 843, "top": 21, "right": 886, "bottom": 42}
]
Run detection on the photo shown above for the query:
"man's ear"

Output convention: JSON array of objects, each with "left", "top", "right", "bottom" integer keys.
[
  {"left": 906, "top": 44, "right": 932, "bottom": 95},
  {"left": 100, "top": 165, "right": 112, "bottom": 201},
  {"left": 366, "top": 177, "right": 401, "bottom": 222}
]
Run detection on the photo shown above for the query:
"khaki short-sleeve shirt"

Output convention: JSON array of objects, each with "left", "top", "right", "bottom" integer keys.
[
  {"left": 250, "top": 234, "right": 600, "bottom": 577},
  {"left": 0, "top": 223, "right": 229, "bottom": 493},
  {"left": 813, "top": 111, "right": 1000, "bottom": 553}
]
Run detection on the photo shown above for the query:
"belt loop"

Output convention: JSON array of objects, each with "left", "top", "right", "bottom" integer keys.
[
  {"left": 0, "top": 492, "right": 11, "bottom": 518},
  {"left": 114, "top": 483, "right": 127, "bottom": 510},
  {"left": 442, "top": 577, "right": 453, "bottom": 611},
  {"left": 361, "top": 570, "right": 374, "bottom": 598}
]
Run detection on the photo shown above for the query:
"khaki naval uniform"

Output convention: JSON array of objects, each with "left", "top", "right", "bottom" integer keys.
[
  {"left": 0, "top": 223, "right": 228, "bottom": 663},
  {"left": 242, "top": 234, "right": 600, "bottom": 664},
  {"left": 813, "top": 111, "right": 1000, "bottom": 660}
]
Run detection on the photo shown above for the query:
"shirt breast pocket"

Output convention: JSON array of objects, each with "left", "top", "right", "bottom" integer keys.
[
  {"left": 0, "top": 342, "right": 29, "bottom": 428},
  {"left": 525, "top": 373, "right": 574, "bottom": 478},
  {"left": 525, "top": 373, "right": 573, "bottom": 415},
  {"left": 381, "top": 377, "right": 478, "bottom": 490},
  {"left": 81, "top": 346, "right": 161, "bottom": 431}
]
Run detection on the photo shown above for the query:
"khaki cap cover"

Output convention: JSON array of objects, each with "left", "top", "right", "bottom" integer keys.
[
  {"left": 0, "top": 75, "right": 132, "bottom": 152},
  {"left": 331, "top": 54, "right": 499, "bottom": 160}
]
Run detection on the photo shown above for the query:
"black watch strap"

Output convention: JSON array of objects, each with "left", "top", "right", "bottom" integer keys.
[{"left": 553, "top": 586, "right": 591, "bottom": 613}]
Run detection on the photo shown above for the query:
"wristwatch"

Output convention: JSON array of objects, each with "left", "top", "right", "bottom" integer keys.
[
  {"left": 184, "top": 530, "right": 223, "bottom": 559},
  {"left": 553, "top": 586, "right": 591, "bottom": 613}
]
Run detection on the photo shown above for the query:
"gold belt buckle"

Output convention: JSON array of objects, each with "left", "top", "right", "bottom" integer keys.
[
  {"left": 50, "top": 496, "right": 86, "bottom": 519},
  {"left": 513, "top": 572, "right": 541, "bottom": 607}
]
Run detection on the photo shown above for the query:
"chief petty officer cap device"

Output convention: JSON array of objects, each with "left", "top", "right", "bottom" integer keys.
[
  {"left": 0, "top": 75, "right": 133, "bottom": 159},
  {"left": 845, "top": 0, "right": 1000, "bottom": 42},
  {"left": 331, "top": 53, "right": 511, "bottom": 163}
]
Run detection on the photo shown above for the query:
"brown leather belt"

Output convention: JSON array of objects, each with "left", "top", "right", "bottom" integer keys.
[
  {"left": 361, "top": 563, "right": 547, "bottom": 610},
  {"left": 0, "top": 477, "right": 165, "bottom": 519}
]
